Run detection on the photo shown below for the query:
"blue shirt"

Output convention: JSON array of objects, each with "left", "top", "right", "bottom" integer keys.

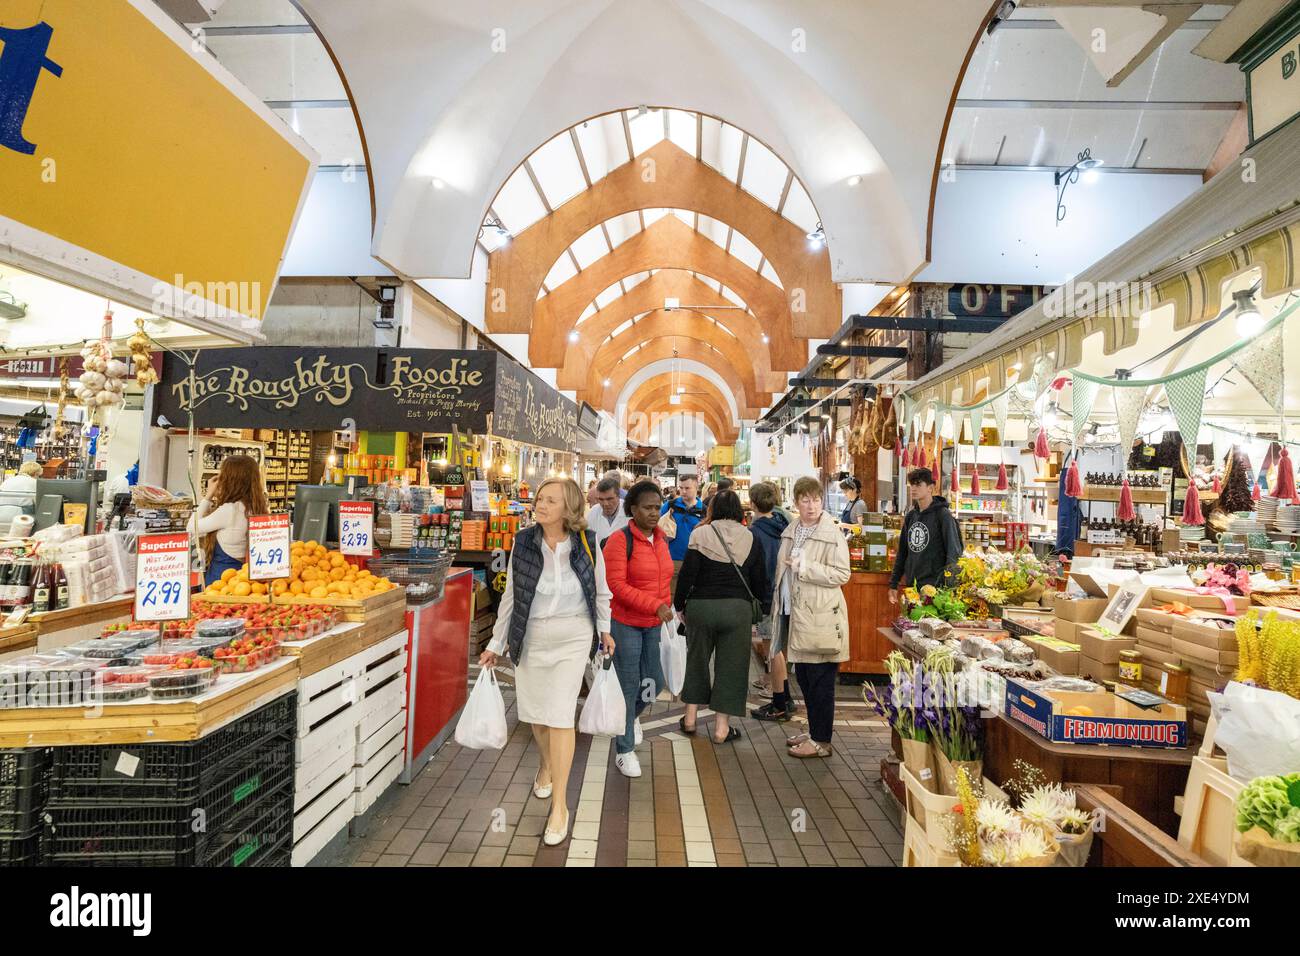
[{"left": 660, "top": 496, "right": 705, "bottom": 561}]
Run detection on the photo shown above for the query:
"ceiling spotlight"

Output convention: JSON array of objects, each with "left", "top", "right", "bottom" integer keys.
[
  {"left": 431, "top": 178, "right": 445, "bottom": 190},
  {"left": 761, "top": 333, "right": 770, "bottom": 344},
  {"left": 806, "top": 224, "right": 826, "bottom": 250},
  {"left": 603, "top": 378, "right": 611, "bottom": 387},
  {"left": 664, "top": 297, "right": 680, "bottom": 311},
  {"left": 670, "top": 394, "right": 682, "bottom": 405},
  {"left": 677, "top": 386, "right": 686, "bottom": 394},
  {"left": 1041, "top": 405, "right": 1060, "bottom": 430},
  {"left": 568, "top": 330, "right": 580, "bottom": 343},
  {"left": 1234, "top": 288, "right": 1264, "bottom": 337},
  {"left": 482, "top": 214, "right": 510, "bottom": 244},
  {"left": 847, "top": 175, "right": 863, "bottom": 187}
]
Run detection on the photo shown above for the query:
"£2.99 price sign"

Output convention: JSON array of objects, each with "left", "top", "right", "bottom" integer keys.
[
  {"left": 248, "top": 514, "right": 292, "bottom": 580},
  {"left": 135, "top": 532, "right": 192, "bottom": 622},
  {"left": 339, "top": 501, "right": 374, "bottom": 556}
]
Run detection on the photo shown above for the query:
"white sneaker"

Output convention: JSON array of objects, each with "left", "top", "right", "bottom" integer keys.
[
  {"left": 634, "top": 718, "right": 644, "bottom": 746},
  {"left": 615, "top": 751, "right": 642, "bottom": 778}
]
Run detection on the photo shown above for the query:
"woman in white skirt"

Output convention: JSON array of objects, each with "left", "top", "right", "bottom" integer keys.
[{"left": 481, "top": 477, "right": 614, "bottom": 846}]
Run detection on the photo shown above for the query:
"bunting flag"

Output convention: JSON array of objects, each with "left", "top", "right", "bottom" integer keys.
[
  {"left": 1112, "top": 385, "right": 1147, "bottom": 462},
  {"left": 991, "top": 393, "right": 1009, "bottom": 445},
  {"left": 1233, "top": 322, "right": 1285, "bottom": 414},
  {"left": 1164, "top": 367, "right": 1209, "bottom": 448},
  {"left": 969, "top": 409, "right": 984, "bottom": 446},
  {"left": 1071, "top": 376, "right": 1100, "bottom": 445}
]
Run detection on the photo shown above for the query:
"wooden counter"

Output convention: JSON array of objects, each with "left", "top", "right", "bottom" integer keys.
[
  {"left": 842, "top": 572, "right": 896, "bottom": 674},
  {"left": 30, "top": 596, "right": 134, "bottom": 650},
  {"left": 0, "top": 624, "right": 37, "bottom": 656}
]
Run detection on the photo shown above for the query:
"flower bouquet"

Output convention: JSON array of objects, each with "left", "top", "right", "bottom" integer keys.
[
  {"left": 919, "top": 647, "right": 985, "bottom": 796},
  {"left": 901, "top": 583, "right": 967, "bottom": 622},
  {"left": 951, "top": 549, "right": 1048, "bottom": 611},
  {"left": 1191, "top": 562, "right": 1252, "bottom": 597},
  {"left": 1235, "top": 611, "right": 1300, "bottom": 696},
  {"left": 1233, "top": 773, "right": 1300, "bottom": 866},
  {"left": 946, "top": 766, "right": 1060, "bottom": 867},
  {"left": 865, "top": 651, "right": 937, "bottom": 791}
]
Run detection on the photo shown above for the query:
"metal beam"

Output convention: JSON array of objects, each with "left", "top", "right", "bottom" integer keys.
[
  {"left": 788, "top": 377, "right": 844, "bottom": 389},
  {"left": 264, "top": 99, "right": 349, "bottom": 110},
  {"left": 850, "top": 315, "right": 1008, "bottom": 334},
  {"left": 200, "top": 25, "right": 316, "bottom": 36},
  {"left": 788, "top": 398, "right": 852, "bottom": 408},
  {"left": 814, "top": 345, "right": 908, "bottom": 358},
  {"left": 955, "top": 163, "right": 1203, "bottom": 176},
  {"left": 956, "top": 98, "right": 1241, "bottom": 111}
]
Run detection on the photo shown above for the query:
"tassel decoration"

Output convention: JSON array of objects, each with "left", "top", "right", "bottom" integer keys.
[{"left": 1117, "top": 478, "right": 1136, "bottom": 522}]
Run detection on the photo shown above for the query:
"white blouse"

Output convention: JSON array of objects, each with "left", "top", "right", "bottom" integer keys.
[
  {"left": 189, "top": 499, "right": 249, "bottom": 558},
  {"left": 488, "top": 534, "right": 613, "bottom": 655}
]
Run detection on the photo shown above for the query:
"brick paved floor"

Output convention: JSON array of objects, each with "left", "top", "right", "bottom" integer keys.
[{"left": 333, "top": 670, "right": 902, "bottom": 868}]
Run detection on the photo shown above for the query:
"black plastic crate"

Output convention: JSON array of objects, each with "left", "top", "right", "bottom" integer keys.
[
  {"left": 200, "top": 794, "right": 293, "bottom": 868},
  {"left": 0, "top": 825, "right": 42, "bottom": 867},
  {"left": 44, "top": 735, "right": 293, "bottom": 866},
  {"left": 0, "top": 749, "right": 50, "bottom": 830},
  {"left": 49, "top": 692, "right": 295, "bottom": 804}
]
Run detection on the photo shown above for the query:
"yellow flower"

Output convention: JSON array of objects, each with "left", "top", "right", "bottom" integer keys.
[{"left": 921, "top": 585, "right": 937, "bottom": 598}]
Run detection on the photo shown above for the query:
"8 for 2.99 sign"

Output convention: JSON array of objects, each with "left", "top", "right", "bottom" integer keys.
[
  {"left": 135, "top": 532, "right": 192, "bottom": 622},
  {"left": 339, "top": 501, "right": 375, "bottom": 556}
]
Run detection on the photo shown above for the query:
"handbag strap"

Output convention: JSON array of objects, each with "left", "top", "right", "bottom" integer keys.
[{"left": 712, "top": 525, "right": 760, "bottom": 606}]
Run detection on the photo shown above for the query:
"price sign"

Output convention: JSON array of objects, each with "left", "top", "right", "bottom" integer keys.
[
  {"left": 248, "top": 514, "right": 291, "bottom": 580},
  {"left": 339, "top": 501, "right": 374, "bottom": 556},
  {"left": 135, "top": 532, "right": 192, "bottom": 622},
  {"left": 469, "top": 480, "right": 489, "bottom": 514}
]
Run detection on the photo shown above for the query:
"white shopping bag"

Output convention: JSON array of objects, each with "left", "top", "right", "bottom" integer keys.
[
  {"left": 454, "top": 668, "right": 508, "bottom": 750},
  {"left": 578, "top": 653, "right": 627, "bottom": 737},
  {"left": 660, "top": 621, "right": 686, "bottom": 697}
]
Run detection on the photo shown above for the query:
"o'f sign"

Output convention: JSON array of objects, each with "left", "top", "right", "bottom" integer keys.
[{"left": 0, "top": 21, "right": 63, "bottom": 156}]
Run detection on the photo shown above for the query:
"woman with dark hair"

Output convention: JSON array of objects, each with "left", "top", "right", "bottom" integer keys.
[
  {"left": 190, "top": 454, "right": 269, "bottom": 586},
  {"left": 838, "top": 477, "right": 867, "bottom": 526},
  {"left": 601, "top": 480, "right": 672, "bottom": 777},
  {"left": 673, "top": 490, "right": 769, "bottom": 743}
]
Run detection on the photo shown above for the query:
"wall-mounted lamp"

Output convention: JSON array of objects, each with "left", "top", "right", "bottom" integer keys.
[
  {"left": 1054, "top": 147, "right": 1103, "bottom": 224},
  {"left": 806, "top": 223, "right": 826, "bottom": 250},
  {"left": 1234, "top": 288, "right": 1264, "bottom": 337}
]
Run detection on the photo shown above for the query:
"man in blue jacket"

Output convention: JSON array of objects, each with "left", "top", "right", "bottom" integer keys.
[
  {"left": 661, "top": 473, "right": 704, "bottom": 591},
  {"left": 746, "top": 481, "right": 796, "bottom": 721}
]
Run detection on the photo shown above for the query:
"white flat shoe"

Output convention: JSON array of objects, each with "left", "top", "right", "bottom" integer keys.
[
  {"left": 634, "top": 718, "right": 644, "bottom": 747},
  {"left": 532, "top": 773, "right": 553, "bottom": 800},
  {"left": 543, "top": 809, "right": 570, "bottom": 846}
]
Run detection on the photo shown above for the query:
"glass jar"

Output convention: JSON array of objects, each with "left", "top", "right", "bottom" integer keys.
[
  {"left": 1118, "top": 650, "right": 1142, "bottom": 685},
  {"left": 1159, "top": 664, "right": 1190, "bottom": 706}
]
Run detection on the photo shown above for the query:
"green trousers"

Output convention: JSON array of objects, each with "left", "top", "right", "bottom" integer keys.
[{"left": 681, "top": 598, "right": 752, "bottom": 717}]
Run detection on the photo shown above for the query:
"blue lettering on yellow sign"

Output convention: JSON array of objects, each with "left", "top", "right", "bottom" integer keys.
[{"left": 0, "top": 21, "right": 63, "bottom": 156}]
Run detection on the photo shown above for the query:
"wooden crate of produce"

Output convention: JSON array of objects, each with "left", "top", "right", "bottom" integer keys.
[{"left": 275, "top": 586, "right": 405, "bottom": 622}]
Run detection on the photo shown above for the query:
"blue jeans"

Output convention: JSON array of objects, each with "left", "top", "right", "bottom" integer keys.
[{"left": 611, "top": 620, "right": 665, "bottom": 754}]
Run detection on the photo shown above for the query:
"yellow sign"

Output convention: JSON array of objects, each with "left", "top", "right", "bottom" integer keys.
[
  {"left": 0, "top": 0, "right": 315, "bottom": 324},
  {"left": 708, "top": 445, "right": 735, "bottom": 467}
]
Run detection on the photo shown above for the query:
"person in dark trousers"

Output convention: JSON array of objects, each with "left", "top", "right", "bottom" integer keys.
[
  {"left": 888, "top": 467, "right": 964, "bottom": 605},
  {"left": 674, "top": 490, "right": 768, "bottom": 744},
  {"left": 747, "top": 481, "right": 798, "bottom": 721}
]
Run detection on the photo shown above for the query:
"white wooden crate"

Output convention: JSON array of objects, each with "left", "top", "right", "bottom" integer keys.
[
  {"left": 356, "top": 710, "right": 406, "bottom": 766},
  {"left": 292, "top": 780, "right": 355, "bottom": 867},
  {"left": 356, "top": 680, "right": 405, "bottom": 743},
  {"left": 296, "top": 743, "right": 356, "bottom": 813},
  {"left": 355, "top": 749, "right": 404, "bottom": 817}
]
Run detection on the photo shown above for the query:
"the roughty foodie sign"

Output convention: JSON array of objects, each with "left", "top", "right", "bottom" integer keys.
[{"left": 158, "top": 348, "right": 579, "bottom": 451}]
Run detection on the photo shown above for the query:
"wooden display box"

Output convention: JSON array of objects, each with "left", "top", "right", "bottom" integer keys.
[
  {"left": 1054, "top": 596, "right": 1109, "bottom": 622},
  {"left": 1080, "top": 485, "right": 1168, "bottom": 505},
  {"left": 1146, "top": 588, "right": 1250, "bottom": 614},
  {"left": 202, "top": 587, "right": 405, "bottom": 622},
  {"left": 1170, "top": 617, "right": 1238, "bottom": 651},
  {"left": 1021, "top": 634, "right": 1080, "bottom": 674}
]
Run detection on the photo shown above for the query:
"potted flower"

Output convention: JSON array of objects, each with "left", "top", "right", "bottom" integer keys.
[{"left": 865, "top": 651, "right": 937, "bottom": 791}]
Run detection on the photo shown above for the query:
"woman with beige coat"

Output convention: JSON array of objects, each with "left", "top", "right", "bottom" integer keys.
[{"left": 769, "top": 476, "right": 852, "bottom": 758}]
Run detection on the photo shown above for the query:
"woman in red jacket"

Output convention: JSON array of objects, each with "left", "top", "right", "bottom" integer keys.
[{"left": 602, "top": 479, "right": 674, "bottom": 778}]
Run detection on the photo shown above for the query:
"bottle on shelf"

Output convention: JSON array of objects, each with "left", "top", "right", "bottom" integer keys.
[
  {"left": 31, "top": 561, "right": 51, "bottom": 614},
  {"left": 54, "top": 563, "right": 68, "bottom": 611}
]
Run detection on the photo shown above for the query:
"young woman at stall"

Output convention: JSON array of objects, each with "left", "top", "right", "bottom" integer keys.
[
  {"left": 191, "top": 454, "right": 269, "bottom": 587},
  {"left": 773, "top": 477, "right": 852, "bottom": 759},
  {"left": 602, "top": 480, "right": 673, "bottom": 778},
  {"left": 838, "top": 476, "right": 868, "bottom": 526},
  {"left": 480, "top": 477, "right": 614, "bottom": 845},
  {"left": 674, "top": 490, "right": 768, "bottom": 744}
]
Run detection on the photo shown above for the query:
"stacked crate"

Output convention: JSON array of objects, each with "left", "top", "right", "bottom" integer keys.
[
  {"left": 43, "top": 694, "right": 296, "bottom": 866},
  {"left": 353, "top": 634, "right": 407, "bottom": 817},
  {"left": 293, "top": 657, "right": 367, "bottom": 867},
  {"left": 0, "top": 749, "right": 50, "bottom": 867}
]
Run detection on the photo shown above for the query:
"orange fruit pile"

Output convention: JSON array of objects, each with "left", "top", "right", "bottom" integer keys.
[{"left": 203, "top": 540, "right": 397, "bottom": 601}]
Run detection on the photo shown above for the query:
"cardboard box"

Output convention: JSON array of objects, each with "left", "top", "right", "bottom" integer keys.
[
  {"left": 1171, "top": 637, "right": 1239, "bottom": 667},
  {"left": 1054, "top": 596, "right": 1109, "bottom": 622},
  {"left": 1134, "top": 607, "right": 1177, "bottom": 632},
  {"left": 1136, "top": 643, "right": 1180, "bottom": 667},
  {"left": 1079, "top": 655, "right": 1119, "bottom": 683},
  {"left": 1170, "top": 617, "right": 1238, "bottom": 651},
  {"left": 1078, "top": 625, "right": 1137, "bottom": 663},
  {"left": 1003, "top": 678, "right": 1188, "bottom": 748},
  {"left": 1052, "top": 618, "right": 1079, "bottom": 644},
  {"left": 1021, "top": 634, "right": 1080, "bottom": 675},
  {"left": 1146, "top": 587, "right": 1250, "bottom": 614},
  {"left": 1135, "top": 625, "right": 1173, "bottom": 651}
]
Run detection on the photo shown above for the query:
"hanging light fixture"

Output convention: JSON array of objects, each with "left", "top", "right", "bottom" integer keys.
[
  {"left": 806, "top": 222, "right": 826, "bottom": 250},
  {"left": 1234, "top": 288, "right": 1264, "bottom": 337},
  {"left": 1055, "top": 147, "right": 1104, "bottom": 223}
]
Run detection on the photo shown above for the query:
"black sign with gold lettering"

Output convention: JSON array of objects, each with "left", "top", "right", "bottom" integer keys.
[{"left": 158, "top": 347, "right": 579, "bottom": 450}]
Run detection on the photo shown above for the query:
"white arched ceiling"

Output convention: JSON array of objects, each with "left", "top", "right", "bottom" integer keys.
[
  {"left": 296, "top": 0, "right": 996, "bottom": 283},
  {"left": 615, "top": 359, "right": 743, "bottom": 424},
  {"left": 650, "top": 413, "right": 718, "bottom": 453}
]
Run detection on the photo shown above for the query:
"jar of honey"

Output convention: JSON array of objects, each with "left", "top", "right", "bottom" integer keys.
[
  {"left": 1159, "top": 663, "right": 1189, "bottom": 706},
  {"left": 1118, "top": 650, "right": 1142, "bottom": 685}
]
